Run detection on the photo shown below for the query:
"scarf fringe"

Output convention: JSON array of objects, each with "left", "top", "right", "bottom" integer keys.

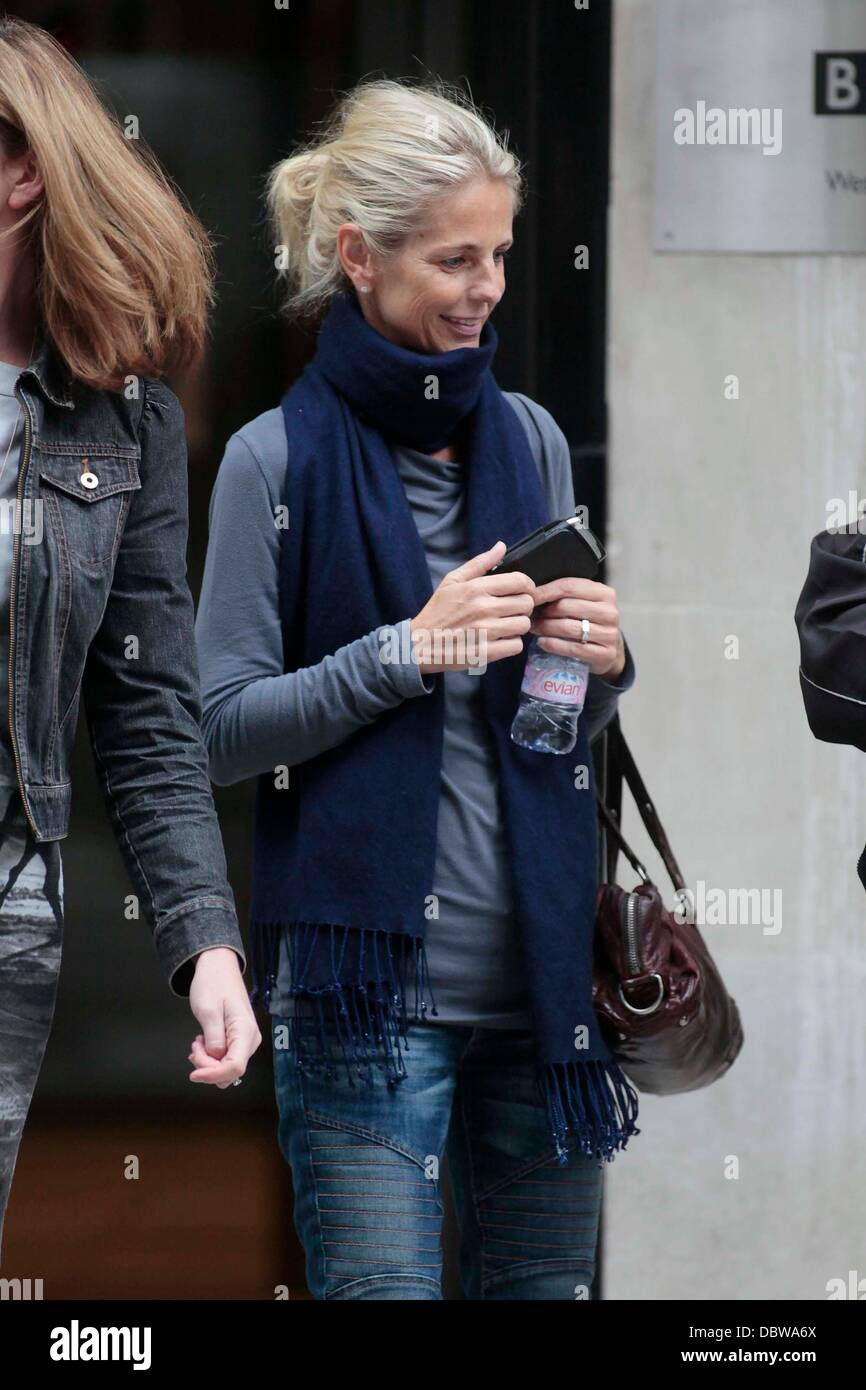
[
  {"left": 250, "top": 918, "right": 438, "bottom": 1088},
  {"left": 252, "top": 918, "right": 640, "bottom": 1164},
  {"left": 540, "top": 1059, "right": 641, "bottom": 1165}
]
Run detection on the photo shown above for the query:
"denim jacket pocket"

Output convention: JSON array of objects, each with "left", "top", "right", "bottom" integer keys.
[{"left": 36, "top": 451, "right": 141, "bottom": 568}]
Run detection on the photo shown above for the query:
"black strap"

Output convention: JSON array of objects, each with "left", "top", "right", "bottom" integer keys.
[{"left": 594, "top": 712, "right": 686, "bottom": 894}]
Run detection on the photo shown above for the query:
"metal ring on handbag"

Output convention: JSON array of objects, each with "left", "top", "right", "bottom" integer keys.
[{"left": 618, "top": 972, "right": 665, "bottom": 1015}]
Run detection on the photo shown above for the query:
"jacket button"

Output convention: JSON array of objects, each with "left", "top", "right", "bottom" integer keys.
[{"left": 80, "top": 470, "right": 99, "bottom": 489}]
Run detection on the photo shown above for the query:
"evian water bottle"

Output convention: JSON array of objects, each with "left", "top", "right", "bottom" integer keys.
[{"left": 510, "top": 636, "right": 589, "bottom": 754}]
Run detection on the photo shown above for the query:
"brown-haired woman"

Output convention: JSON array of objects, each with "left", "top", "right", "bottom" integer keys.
[{"left": 0, "top": 15, "right": 259, "bottom": 1259}]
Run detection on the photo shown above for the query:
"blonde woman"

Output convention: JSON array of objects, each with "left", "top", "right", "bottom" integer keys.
[
  {"left": 197, "top": 77, "right": 638, "bottom": 1301},
  {"left": 0, "top": 16, "right": 260, "bottom": 1258}
]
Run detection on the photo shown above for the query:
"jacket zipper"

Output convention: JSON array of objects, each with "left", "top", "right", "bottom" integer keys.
[{"left": 8, "top": 389, "right": 39, "bottom": 839}]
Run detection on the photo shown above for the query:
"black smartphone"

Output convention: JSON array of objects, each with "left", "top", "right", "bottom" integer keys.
[{"left": 489, "top": 512, "right": 605, "bottom": 587}]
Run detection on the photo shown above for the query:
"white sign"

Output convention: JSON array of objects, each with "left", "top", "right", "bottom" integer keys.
[{"left": 654, "top": 0, "right": 866, "bottom": 252}]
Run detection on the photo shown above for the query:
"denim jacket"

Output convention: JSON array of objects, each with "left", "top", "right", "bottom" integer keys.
[{"left": 10, "top": 335, "right": 246, "bottom": 996}]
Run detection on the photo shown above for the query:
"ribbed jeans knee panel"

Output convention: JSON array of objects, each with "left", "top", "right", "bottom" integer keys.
[
  {"left": 475, "top": 1148, "right": 603, "bottom": 1299},
  {"left": 301, "top": 1119, "right": 445, "bottom": 1299}
]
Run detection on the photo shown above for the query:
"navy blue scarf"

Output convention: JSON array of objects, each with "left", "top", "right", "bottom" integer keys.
[{"left": 249, "top": 289, "right": 639, "bottom": 1162}]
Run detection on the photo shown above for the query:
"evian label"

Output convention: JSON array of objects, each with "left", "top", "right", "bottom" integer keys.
[{"left": 520, "top": 655, "right": 589, "bottom": 706}]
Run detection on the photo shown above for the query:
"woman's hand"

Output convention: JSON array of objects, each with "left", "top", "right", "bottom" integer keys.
[
  {"left": 409, "top": 540, "right": 536, "bottom": 674},
  {"left": 186, "top": 947, "right": 262, "bottom": 1090},
  {"left": 529, "top": 577, "right": 626, "bottom": 680}
]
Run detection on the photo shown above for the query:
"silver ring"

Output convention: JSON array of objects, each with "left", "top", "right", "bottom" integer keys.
[{"left": 580, "top": 618, "right": 591, "bottom": 644}]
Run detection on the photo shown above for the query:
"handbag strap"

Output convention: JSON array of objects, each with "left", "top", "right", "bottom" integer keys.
[
  {"left": 594, "top": 712, "right": 687, "bottom": 895},
  {"left": 596, "top": 786, "right": 651, "bottom": 884},
  {"left": 600, "top": 713, "right": 626, "bottom": 884}
]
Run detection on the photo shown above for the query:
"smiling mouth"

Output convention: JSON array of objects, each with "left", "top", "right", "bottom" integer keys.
[{"left": 441, "top": 315, "right": 484, "bottom": 331}]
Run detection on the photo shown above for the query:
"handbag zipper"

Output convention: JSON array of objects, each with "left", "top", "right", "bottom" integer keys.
[
  {"left": 624, "top": 891, "right": 642, "bottom": 976},
  {"left": 8, "top": 389, "right": 39, "bottom": 839}
]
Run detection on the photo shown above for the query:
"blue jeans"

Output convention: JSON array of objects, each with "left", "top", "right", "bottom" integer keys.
[{"left": 272, "top": 1016, "right": 604, "bottom": 1300}]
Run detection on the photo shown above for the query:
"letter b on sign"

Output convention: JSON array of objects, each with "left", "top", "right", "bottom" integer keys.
[{"left": 815, "top": 53, "right": 866, "bottom": 114}]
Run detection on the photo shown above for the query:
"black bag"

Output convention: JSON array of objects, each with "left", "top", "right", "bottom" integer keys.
[{"left": 794, "top": 526, "right": 866, "bottom": 889}]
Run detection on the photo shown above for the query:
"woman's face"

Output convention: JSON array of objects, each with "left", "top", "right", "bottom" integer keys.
[{"left": 353, "top": 175, "right": 514, "bottom": 354}]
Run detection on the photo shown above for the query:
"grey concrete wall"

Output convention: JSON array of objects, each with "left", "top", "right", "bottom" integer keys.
[{"left": 604, "top": 0, "right": 866, "bottom": 1300}]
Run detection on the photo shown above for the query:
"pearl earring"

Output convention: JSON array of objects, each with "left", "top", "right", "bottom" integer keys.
[{"left": 359, "top": 284, "right": 371, "bottom": 294}]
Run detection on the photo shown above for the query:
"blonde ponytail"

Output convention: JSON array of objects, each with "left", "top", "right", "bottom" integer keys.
[{"left": 266, "top": 77, "right": 523, "bottom": 322}]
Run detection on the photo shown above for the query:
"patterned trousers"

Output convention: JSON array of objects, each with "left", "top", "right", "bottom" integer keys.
[{"left": 0, "top": 782, "right": 64, "bottom": 1265}]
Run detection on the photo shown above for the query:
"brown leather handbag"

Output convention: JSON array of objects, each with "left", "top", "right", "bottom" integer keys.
[{"left": 592, "top": 714, "right": 744, "bottom": 1094}]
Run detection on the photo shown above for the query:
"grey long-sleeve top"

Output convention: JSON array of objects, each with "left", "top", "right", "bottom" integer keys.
[{"left": 195, "top": 391, "right": 636, "bottom": 1027}]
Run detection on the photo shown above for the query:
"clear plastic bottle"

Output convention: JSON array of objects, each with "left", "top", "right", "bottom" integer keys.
[{"left": 510, "top": 636, "right": 590, "bottom": 754}]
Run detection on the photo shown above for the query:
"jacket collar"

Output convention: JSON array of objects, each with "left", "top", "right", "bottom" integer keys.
[{"left": 18, "top": 331, "right": 75, "bottom": 410}]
